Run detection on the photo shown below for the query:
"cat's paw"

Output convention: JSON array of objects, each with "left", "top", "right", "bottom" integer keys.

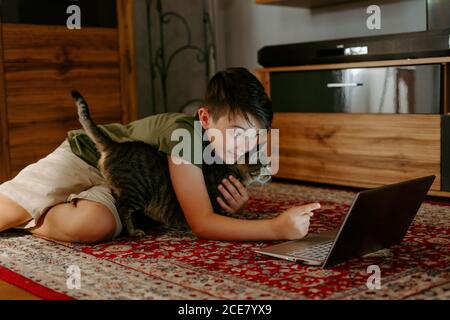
[{"left": 130, "top": 229, "right": 146, "bottom": 237}]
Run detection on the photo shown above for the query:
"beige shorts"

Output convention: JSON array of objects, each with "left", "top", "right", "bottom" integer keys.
[{"left": 0, "top": 139, "right": 122, "bottom": 239}]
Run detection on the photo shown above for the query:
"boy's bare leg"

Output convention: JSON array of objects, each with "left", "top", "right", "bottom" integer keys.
[
  {"left": 0, "top": 195, "right": 116, "bottom": 243},
  {"left": 29, "top": 199, "right": 116, "bottom": 243},
  {"left": 0, "top": 194, "right": 32, "bottom": 232}
]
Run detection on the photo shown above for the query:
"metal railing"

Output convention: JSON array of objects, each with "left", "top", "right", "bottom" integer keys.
[{"left": 146, "top": 0, "right": 216, "bottom": 114}]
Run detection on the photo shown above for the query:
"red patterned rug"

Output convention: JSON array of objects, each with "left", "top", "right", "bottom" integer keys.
[{"left": 0, "top": 181, "right": 449, "bottom": 300}]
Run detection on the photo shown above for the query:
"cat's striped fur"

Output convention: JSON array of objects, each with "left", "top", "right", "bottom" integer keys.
[{"left": 71, "top": 91, "right": 270, "bottom": 237}]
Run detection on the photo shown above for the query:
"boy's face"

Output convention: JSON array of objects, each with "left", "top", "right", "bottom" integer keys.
[{"left": 198, "top": 107, "right": 263, "bottom": 164}]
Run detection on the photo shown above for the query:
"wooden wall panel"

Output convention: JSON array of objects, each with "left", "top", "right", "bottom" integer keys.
[
  {"left": 272, "top": 113, "right": 441, "bottom": 191},
  {"left": 2, "top": 24, "right": 123, "bottom": 177},
  {"left": 0, "top": 21, "right": 11, "bottom": 183},
  {"left": 117, "top": 0, "right": 138, "bottom": 123}
]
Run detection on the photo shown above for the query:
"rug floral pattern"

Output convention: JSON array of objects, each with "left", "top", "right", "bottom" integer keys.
[{"left": 0, "top": 182, "right": 449, "bottom": 299}]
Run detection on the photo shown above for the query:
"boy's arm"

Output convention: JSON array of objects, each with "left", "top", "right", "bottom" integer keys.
[{"left": 167, "top": 155, "right": 279, "bottom": 241}]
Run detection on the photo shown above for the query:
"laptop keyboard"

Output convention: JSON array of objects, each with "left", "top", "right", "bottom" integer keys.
[{"left": 288, "top": 241, "right": 334, "bottom": 261}]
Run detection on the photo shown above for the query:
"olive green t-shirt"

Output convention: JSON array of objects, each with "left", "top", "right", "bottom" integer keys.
[{"left": 67, "top": 112, "right": 207, "bottom": 169}]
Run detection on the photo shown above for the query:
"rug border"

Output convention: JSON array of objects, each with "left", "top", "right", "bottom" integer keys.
[{"left": 0, "top": 264, "right": 74, "bottom": 300}]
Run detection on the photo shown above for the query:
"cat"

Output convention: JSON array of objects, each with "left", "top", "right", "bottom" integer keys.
[{"left": 71, "top": 91, "right": 271, "bottom": 237}]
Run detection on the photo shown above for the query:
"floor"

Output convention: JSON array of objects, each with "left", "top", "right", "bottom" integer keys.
[{"left": 0, "top": 279, "right": 40, "bottom": 300}]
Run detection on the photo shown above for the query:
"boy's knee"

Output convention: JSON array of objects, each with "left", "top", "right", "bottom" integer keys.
[
  {"left": 68, "top": 201, "right": 117, "bottom": 243},
  {"left": 0, "top": 194, "right": 32, "bottom": 232}
]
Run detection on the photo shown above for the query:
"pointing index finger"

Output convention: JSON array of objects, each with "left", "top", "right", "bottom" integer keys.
[{"left": 297, "top": 203, "right": 321, "bottom": 214}]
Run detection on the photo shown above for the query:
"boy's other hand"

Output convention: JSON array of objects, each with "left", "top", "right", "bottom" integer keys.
[
  {"left": 272, "top": 203, "right": 321, "bottom": 240},
  {"left": 217, "top": 175, "right": 249, "bottom": 215}
]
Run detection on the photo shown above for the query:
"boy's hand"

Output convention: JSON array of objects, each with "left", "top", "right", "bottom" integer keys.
[
  {"left": 271, "top": 203, "right": 321, "bottom": 240},
  {"left": 217, "top": 175, "right": 249, "bottom": 214}
]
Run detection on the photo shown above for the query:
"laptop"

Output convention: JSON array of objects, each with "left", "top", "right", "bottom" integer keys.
[{"left": 254, "top": 175, "right": 435, "bottom": 268}]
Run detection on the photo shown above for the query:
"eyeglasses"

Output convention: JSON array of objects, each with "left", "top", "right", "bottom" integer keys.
[{"left": 230, "top": 128, "right": 258, "bottom": 141}]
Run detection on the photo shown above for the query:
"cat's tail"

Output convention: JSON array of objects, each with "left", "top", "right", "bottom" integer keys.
[{"left": 71, "top": 91, "right": 114, "bottom": 152}]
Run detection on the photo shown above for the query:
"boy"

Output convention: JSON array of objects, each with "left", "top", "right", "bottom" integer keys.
[{"left": 0, "top": 67, "right": 319, "bottom": 243}]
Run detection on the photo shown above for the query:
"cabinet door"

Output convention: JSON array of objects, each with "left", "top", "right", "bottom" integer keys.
[
  {"left": 272, "top": 113, "right": 441, "bottom": 192},
  {"left": 1, "top": 1, "right": 124, "bottom": 178},
  {"left": 270, "top": 65, "right": 442, "bottom": 114}
]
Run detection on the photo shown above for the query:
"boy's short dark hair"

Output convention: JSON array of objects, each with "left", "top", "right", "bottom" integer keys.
[{"left": 203, "top": 67, "right": 273, "bottom": 129}]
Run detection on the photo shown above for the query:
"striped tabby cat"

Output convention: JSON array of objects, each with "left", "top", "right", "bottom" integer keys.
[{"left": 71, "top": 91, "right": 271, "bottom": 237}]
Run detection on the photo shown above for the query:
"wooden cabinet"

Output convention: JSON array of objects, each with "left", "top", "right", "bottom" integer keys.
[
  {"left": 272, "top": 113, "right": 441, "bottom": 191},
  {"left": 256, "top": 57, "right": 450, "bottom": 197},
  {"left": 0, "top": 22, "right": 9, "bottom": 182},
  {"left": 0, "top": 0, "right": 137, "bottom": 181}
]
